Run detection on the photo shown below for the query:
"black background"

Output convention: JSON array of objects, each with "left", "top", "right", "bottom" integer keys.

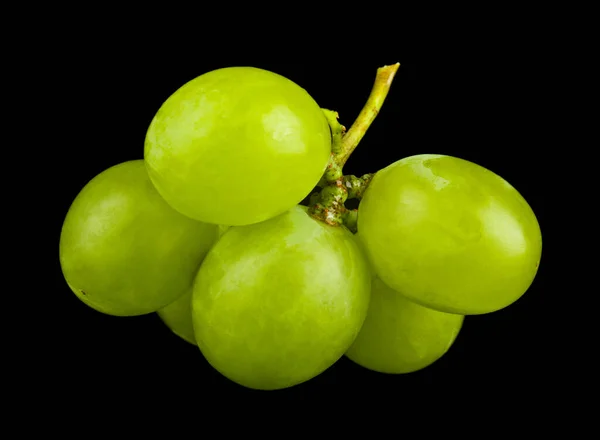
[{"left": 50, "top": 48, "right": 551, "bottom": 405}]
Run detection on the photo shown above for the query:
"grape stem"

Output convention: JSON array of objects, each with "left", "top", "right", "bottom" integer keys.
[
  {"left": 342, "top": 173, "right": 374, "bottom": 199},
  {"left": 336, "top": 63, "right": 400, "bottom": 168},
  {"left": 308, "top": 63, "right": 400, "bottom": 229}
]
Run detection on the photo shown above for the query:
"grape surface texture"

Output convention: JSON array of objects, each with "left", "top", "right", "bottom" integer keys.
[
  {"left": 144, "top": 67, "right": 331, "bottom": 226},
  {"left": 59, "top": 160, "right": 219, "bottom": 316},
  {"left": 192, "top": 206, "right": 371, "bottom": 390},
  {"left": 157, "top": 224, "right": 230, "bottom": 344},
  {"left": 158, "top": 290, "right": 196, "bottom": 345},
  {"left": 358, "top": 154, "right": 542, "bottom": 315},
  {"left": 346, "top": 276, "right": 464, "bottom": 374}
]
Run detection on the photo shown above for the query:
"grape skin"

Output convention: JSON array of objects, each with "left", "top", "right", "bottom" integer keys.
[
  {"left": 158, "top": 290, "right": 196, "bottom": 345},
  {"left": 346, "top": 276, "right": 464, "bottom": 374},
  {"left": 157, "top": 224, "right": 230, "bottom": 344},
  {"left": 192, "top": 206, "right": 371, "bottom": 390},
  {"left": 59, "top": 160, "right": 219, "bottom": 316},
  {"left": 358, "top": 154, "right": 542, "bottom": 315},
  {"left": 144, "top": 67, "right": 331, "bottom": 226}
]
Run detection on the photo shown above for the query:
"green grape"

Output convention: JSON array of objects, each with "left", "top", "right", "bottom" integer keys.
[
  {"left": 346, "top": 276, "right": 464, "bottom": 374},
  {"left": 59, "top": 160, "right": 219, "bottom": 316},
  {"left": 157, "top": 223, "right": 230, "bottom": 344},
  {"left": 144, "top": 67, "right": 331, "bottom": 226},
  {"left": 358, "top": 154, "right": 542, "bottom": 315},
  {"left": 158, "top": 290, "right": 196, "bottom": 345},
  {"left": 192, "top": 206, "right": 371, "bottom": 390}
]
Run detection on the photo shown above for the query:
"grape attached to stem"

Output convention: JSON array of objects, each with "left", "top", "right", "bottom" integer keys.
[
  {"left": 192, "top": 206, "right": 371, "bottom": 390},
  {"left": 358, "top": 154, "right": 542, "bottom": 315},
  {"left": 145, "top": 67, "right": 332, "bottom": 226}
]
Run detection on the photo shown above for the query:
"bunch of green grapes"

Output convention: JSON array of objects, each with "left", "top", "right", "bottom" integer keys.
[{"left": 59, "top": 64, "right": 542, "bottom": 390}]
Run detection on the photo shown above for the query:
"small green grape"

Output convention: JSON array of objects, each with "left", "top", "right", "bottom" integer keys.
[
  {"left": 59, "top": 160, "right": 219, "bottom": 316},
  {"left": 346, "top": 277, "right": 464, "bottom": 374}
]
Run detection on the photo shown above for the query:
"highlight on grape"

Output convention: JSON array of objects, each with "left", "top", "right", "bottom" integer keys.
[{"left": 59, "top": 63, "right": 542, "bottom": 390}]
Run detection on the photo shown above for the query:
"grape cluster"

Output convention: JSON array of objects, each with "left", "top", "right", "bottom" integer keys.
[{"left": 59, "top": 65, "right": 542, "bottom": 390}]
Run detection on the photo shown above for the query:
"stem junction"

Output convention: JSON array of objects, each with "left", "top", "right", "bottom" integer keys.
[{"left": 308, "top": 63, "right": 400, "bottom": 231}]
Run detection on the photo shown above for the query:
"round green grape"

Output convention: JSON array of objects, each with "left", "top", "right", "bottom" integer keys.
[
  {"left": 158, "top": 290, "right": 196, "bottom": 345},
  {"left": 192, "top": 206, "right": 371, "bottom": 390},
  {"left": 144, "top": 67, "right": 331, "bottom": 226},
  {"left": 358, "top": 154, "right": 542, "bottom": 315},
  {"left": 59, "top": 160, "right": 220, "bottom": 316},
  {"left": 346, "top": 276, "right": 464, "bottom": 374}
]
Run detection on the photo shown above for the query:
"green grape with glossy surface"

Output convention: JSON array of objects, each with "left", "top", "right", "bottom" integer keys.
[
  {"left": 192, "top": 206, "right": 371, "bottom": 390},
  {"left": 346, "top": 276, "right": 464, "bottom": 374},
  {"left": 157, "top": 224, "right": 230, "bottom": 345},
  {"left": 59, "top": 160, "right": 219, "bottom": 316},
  {"left": 158, "top": 290, "right": 196, "bottom": 345},
  {"left": 144, "top": 67, "right": 331, "bottom": 226},
  {"left": 358, "top": 154, "right": 542, "bottom": 315}
]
